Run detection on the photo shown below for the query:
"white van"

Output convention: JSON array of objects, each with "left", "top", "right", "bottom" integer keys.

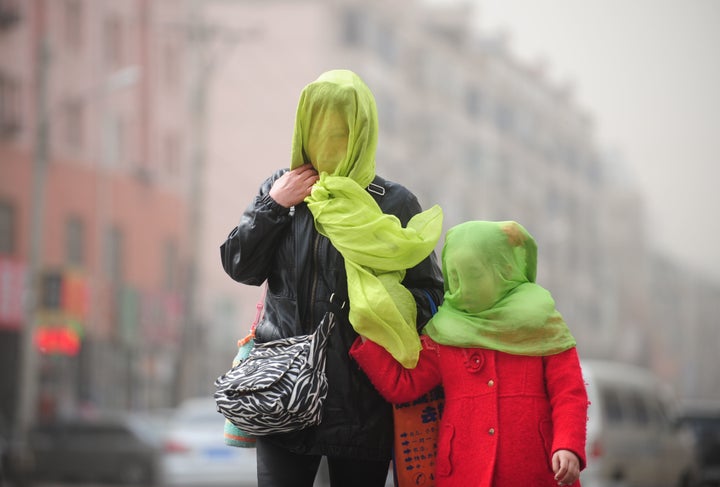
[{"left": 580, "top": 359, "right": 699, "bottom": 487}]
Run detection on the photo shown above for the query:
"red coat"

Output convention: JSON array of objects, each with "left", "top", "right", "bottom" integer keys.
[{"left": 350, "top": 335, "right": 588, "bottom": 487}]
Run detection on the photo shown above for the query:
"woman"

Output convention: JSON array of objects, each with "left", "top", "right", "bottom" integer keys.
[{"left": 220, "top": 69, "right": 444, "bottom": 487}]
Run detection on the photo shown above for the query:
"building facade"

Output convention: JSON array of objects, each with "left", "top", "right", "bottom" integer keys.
[
  {"left": 1, "top": 0, "right": 718, "bottom": 431},
  {"left": 0, "top": 0, "right": 193, "bottom": 427}
]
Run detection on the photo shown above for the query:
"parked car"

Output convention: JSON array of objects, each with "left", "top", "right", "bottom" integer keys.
[
  {"left": 1, "top": 413, "right": 34, "bottom": 487},
  {"left": 161, "top": 397, "right": 349, "bottom": 487},
  {"left": 27, "top": 413, "right": 162, "bottom": 485},
  {"left": 679, "top": 404, "right": 720, "bottom": 486},
  {"left": 0, "top": 416, "right": 9, "bottom": 487},
  {"left": 581, "top": 359, "right": 699, "bottom": 487},
  {"left": 160, "top": 397, "right": 258, "bottom": 487}
]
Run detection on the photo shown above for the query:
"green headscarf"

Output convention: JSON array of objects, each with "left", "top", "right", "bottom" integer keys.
[
  {"left": 423, "top": 221, "right": 576, "bottom": 356},
  {"left": 291, "top": 70, "right": 443, "bottom": 368}
]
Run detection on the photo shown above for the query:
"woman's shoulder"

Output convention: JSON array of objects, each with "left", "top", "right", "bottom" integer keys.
[
  {"left": 371, "top": 174, "right": 414, "bottom": 196},
  {"left": 370, "top": 174, "right": 421, "bottom": 215}
]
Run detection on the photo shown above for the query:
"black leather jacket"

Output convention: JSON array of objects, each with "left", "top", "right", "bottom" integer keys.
[{"left": 220, "top": 169, "right": 443, "bottom": 461}]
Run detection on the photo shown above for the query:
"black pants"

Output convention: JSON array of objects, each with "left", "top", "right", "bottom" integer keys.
[{"left": 256, "top": 438, "right": 390, "bottom": 487}]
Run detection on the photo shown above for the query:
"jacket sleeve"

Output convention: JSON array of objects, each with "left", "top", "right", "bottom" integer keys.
[
  {"left": 392, "top": 189, "right": 444, "bottom": 330},
  {"left": 219, "top": 169, "right": 292, "bottom": 285},
  {"left": 350, "top": 335, "right": 442, "bottom": 403},
  {"left": 543, "top": 347, "right": 589, "bottom": 470},
  {"left": 406, "top": 253, "right": 443, "bottom": 329}
]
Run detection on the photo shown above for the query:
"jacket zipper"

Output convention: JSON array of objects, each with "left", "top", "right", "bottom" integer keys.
[{"left": 308, "top": 231, "right": 321, "bottom": 331}]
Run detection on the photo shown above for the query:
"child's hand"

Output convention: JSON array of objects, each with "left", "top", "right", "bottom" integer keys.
[{"left": 552, "top": 449, "right": 580, "bottom": 486}]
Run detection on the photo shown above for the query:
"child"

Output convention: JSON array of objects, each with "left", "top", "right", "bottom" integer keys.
[{"left": 350, "top": 220, "right": 588, "bottom": 487}]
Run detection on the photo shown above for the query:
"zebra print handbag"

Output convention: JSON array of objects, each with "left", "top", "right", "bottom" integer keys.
[{"left": 214, "top": 311, "right": 336, "bottom": 435}]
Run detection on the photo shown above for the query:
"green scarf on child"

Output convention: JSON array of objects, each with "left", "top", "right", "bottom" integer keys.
[{"left": 423, "top": 221, "right": 576, "bottom": 356}]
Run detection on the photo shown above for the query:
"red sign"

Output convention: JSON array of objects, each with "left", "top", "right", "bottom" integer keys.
[{"left": 34, "top": 326, "right": 81, "bottom": 356}]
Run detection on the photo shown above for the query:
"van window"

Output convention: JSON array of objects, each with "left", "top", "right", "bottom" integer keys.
[
  {"left": 627, "top": 392, "right": 650, "bottom": 425},
  {"left": 601, "top": 388, "right": 624, "bottom": 423},
  {"left": 646, "top": 395, "right": 671, "bottom": 428}
]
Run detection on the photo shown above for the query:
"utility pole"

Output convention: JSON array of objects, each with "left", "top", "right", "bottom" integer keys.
[
  {"left": 175, "top": 1, "right": 209, "bottom": 402},
  {"left": 14, "top": 0, "right": 49, "bottom": 458},
  {"left": 174, "top": 0, "right": 260, "bottom": 402}
]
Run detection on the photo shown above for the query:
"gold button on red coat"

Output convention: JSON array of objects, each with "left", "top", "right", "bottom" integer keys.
[
  {"left": 487, "top": 379, "right": 494, "bottom": 387},
  {"left": 488, "top": 428, "right": 495, "bottom": 435}
]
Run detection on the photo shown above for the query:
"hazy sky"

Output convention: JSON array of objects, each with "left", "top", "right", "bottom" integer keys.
[{"left": 467, "top": 0, "right": 720, "bottom": 280}]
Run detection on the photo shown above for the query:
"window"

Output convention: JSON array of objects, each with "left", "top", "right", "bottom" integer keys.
[
  {"left": 63, "top": 99, "right": 84, "bottom": 149},
  {"left": 601, "top": 388, "right": 623, "bottom": 424},
  {"left": 627, "top": 392, "right": 649, "bottom": 425},
  {"left": 104, "top": 225, "right": 123, "bottom": 282},
  {"left": 40, "top": 272, "right": 62, "bottom": 309},
  {"left": 495, "top": 152, "right": 511, "bottom": 188},
  {"left": 164, "top": 132, "right": 180, "bottom": 176},
  {"left": 104, "top": 16, "right": 122, "bottom": 67},
  {"left": 465, "top": 87, "right": 483, "bottom": 120},
  {"left": 0, "top": 201, "right": 15, "bottom": 254},
  {"left": 375, "top": 22, "right": 397, "bottom": 65},
  {"left": 0, "top": 0, "right": 20, "bottom": 27},
  {"left": 0, "top": 72, "right": 21, "bottom": 137},
  {"left": 104, "top": 115, "right": 125, "bottom": 167},
  {"left": 65, "top": 216, "right": 85, "bottom": 267},
  {"left": 464, "top": 143, "right": 484, "bottom": 174},
  {"left": 494, "top": 101, "right": 514, "bottom": 133},
  {"left": 561, "top": 144, "right": 579, "bottom": 172},
  {"left": 163, "top": 42, "right": 180, "bottom": 90},
  {"left": 586, "top": 156, "right": 602, "bottom": 185},
  {"left": 342, "top": 8, "right": 365, "bottom": 46},
  {"left": 646, "top": 395, "right": 669, "bottom": 428},
  {"left": 163, "top": 239, "right": 178, "bottom": 291},
  {"left": 376, "top": 93, "right": 397, "bottom": 134},
  {"left": 64, "top": 0, "right": 83, "bottom": 49},
  {"left": 545, "top": 187, "right": 563, "bottom": 219}
]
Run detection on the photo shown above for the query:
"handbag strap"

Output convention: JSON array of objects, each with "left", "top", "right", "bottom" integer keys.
[{"left": 237, "top": 283, "right": 267, "bottom": 347}]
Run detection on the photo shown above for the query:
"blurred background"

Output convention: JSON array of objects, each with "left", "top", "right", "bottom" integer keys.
[{"left": 0, "top": 0, "right": 718, "bottom": 486}]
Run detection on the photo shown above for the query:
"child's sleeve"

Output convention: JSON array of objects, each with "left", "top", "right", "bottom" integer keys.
[
  {"left": 350, "top": 335, "right": 442, "bottom": 403},
  {"left": 544, "top": 347, "right": 589, "bottom": 470}
]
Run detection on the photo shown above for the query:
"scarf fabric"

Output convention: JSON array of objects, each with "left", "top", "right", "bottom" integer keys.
[
  {"left": 290, "top": 70, "right": 443, "bottom": 368},
  {"left": 423, "top": 221, "right": 576, "bottom": 356}
]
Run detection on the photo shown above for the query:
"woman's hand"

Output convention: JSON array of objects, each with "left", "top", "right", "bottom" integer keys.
[
  {"left": 269, "top": 163, "right": 319, "bottom": 208},
  {"left": 552, "top": 449, "right": 580, "bottom": 486}
]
